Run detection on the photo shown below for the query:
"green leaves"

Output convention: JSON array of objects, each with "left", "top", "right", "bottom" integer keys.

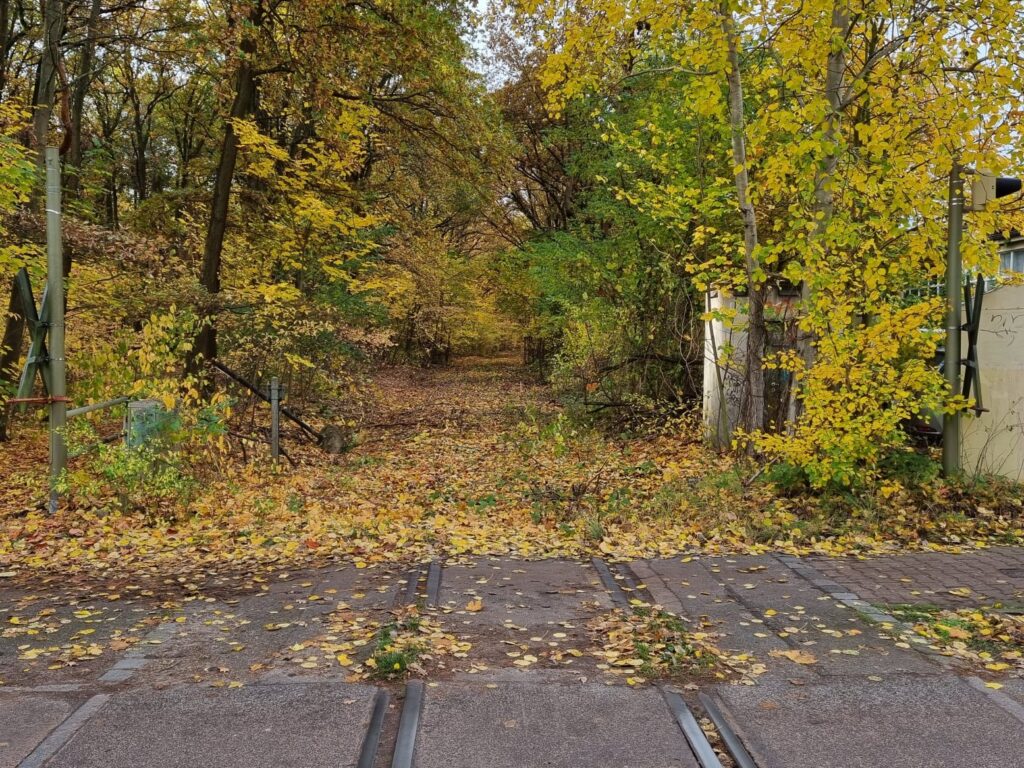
[{"left": 0, "top": 107, "right": 38, "bottom": 279}]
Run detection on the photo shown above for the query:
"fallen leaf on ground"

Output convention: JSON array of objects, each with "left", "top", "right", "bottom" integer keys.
[{"left": 770, "top": 649, "right": 817, "bottom": 665}]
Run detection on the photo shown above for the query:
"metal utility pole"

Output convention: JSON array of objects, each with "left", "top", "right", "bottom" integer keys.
[
  {"left": 45, "top": 147, "right": 68, "bottom": 509},
  {"left": 269, "top": 376, "right": 281, "bottom": 462}
]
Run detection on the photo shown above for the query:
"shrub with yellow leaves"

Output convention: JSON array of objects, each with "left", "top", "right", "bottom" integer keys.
[
  {"left": 61, "top": 307, "right": 230, "bottom": 516},
  {"left": 754, "top": 302, "right": 950, "bottom": 488}
]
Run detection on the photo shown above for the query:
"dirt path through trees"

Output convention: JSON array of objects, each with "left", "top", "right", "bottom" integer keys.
[
  {"left": 3, "top": 356, "right": 1022, "bottom": 585},
  {"left": 361, "top": 355, "right": 554, "bottom": 438}
]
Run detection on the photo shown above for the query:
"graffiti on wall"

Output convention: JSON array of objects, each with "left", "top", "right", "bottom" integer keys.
[{"left": 986, "top": 307, "right": 1024, "bottom": 342}]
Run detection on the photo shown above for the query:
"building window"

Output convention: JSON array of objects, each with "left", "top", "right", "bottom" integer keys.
[{"left": 1001, "top": 247, "right": 1024, "bottom": 274}]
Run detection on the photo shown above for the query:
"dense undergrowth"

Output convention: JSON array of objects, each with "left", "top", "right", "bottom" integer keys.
[{"left": 2, "top": 358, "right": 1022, "bottom": 581}]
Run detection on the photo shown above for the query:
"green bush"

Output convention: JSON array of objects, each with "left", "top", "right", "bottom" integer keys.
[
  {"left": 763, "top": 462, "right": 810, "bottom": 495},
  {"left": 878, "top": 449, "right": 940, "bottom": 487}
]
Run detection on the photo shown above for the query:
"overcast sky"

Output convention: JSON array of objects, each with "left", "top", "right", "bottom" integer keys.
[
  {"left": 466, "top": 0, "right": 517, "bottom": 89},
  {"left": 466, "top": 0, "right": 493, "bottom": 67}
]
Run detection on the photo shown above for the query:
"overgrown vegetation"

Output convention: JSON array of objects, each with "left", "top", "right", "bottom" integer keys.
[
  {"left": 511, "top": 0, "right": 1024, "bottom": 484},
  {"left": 2, "top": 0, "right": 1024, "bottom": 563},
  {"left": 3, "top": 360, "right": 1022, "bottom": 581}
]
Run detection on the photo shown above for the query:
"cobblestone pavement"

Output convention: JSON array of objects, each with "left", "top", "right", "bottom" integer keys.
[{"left": 807, "top": 547, "right": 1024, "bottom": 607}]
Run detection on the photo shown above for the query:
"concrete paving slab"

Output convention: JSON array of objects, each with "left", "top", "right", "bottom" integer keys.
[
  {"left": 642, "top": 558, "right": 815, "bottom": 683},
  {"left": 46, "top": 682, "right": 380, "bottom": 768},
  {"left": 645, "top": 558, "right": 732, "bottom": 602},
  {"left": 754, "top": 598, "right": 936, "bottom": 678},
  {"left": 0, "top": 692, "right": 85, "bottom": 768},
  {"left": 644, "top": 558, "right": 792, "bottom": 656},
  {"left": 210, "top": 564, "right": 403, "bottom": 607},
  {"left": 1000, "top": 678, "right": 1024, "bottom": 706},
  {"left": 706, "top": 555, "right": 834, "bottom": 608},
  {"left": 713, "top": 676, "right": 1023, "bottom": 768},
  {"left": 0, "top": 589, "right": 168, "bottom": 686},
  {"left": 134, "top": 566, "right": 398, "bottom": 684},
  {"left": 414, "top": 680, "right": 699, "bottom": 768},
  {"left": 438, "top": 559, "right": 612, "bottom": 629}
]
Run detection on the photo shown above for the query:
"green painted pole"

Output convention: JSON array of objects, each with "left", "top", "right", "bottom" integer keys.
[
  {"left": 270, "top": 376, "right": 281, "bottom": 462},
  {"left": 942, "top": 160, "right": 963, "bottom": 478},
  {"left": 45, "top": 147, "right": 67, "bottom": 511}
]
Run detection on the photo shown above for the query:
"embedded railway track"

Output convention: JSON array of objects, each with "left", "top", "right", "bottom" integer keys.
[{"left": 355, "top": 557, "right": 762, "bottom": 768}]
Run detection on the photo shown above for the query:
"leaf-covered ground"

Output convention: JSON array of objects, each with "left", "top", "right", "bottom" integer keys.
[
  {"left": 885, "top": 604, "right": 1024, "bottom": 680},
  {"left": 2, "top": 356, "right": 1023, "bottom": 581}
]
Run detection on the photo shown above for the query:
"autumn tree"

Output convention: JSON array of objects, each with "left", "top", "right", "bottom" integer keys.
[
  {"left": 519, "top": 0, "right": 1024, "bottom": 483},
  {"left": 0, "top": 0, "right": 63, "bottom": 441},
  {"left": 187, "top": 0, "right": 502, "bottom": 370},
  {"left": 482, "top": 7, "right": 711, "bottom": 407},
  {"left": 1, "top": 0, "right": 513, "bottom": 443}
]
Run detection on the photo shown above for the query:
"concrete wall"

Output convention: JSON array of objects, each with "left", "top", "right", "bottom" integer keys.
[
  {"left": 702, "top": 291, "right": 745, "bottom": 448},
  {"left": 961, "top": 280, "right": 1024, "bottom": 481},
  {"left": 703, "top": 290, "right": 798, "bottom": 446}
]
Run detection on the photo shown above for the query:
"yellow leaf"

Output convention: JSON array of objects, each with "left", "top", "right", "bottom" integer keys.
[
  {"left": 939, "top": 625, "right": 971, "bottom": 640},
  {"left": 770, "top": 649, "right": 817, "bottom": 665}
]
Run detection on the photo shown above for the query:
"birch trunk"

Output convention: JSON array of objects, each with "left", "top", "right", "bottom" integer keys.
[{"left": 720, "top": 2, "right": 766, "bottom": 436}]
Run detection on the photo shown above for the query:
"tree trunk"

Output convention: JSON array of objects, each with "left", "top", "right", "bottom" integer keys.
[
  {"left": 0, "top": 282, "right": 25, "bottom": 441},
  {"left": 104, "top": 169, "right": 118, "bottom": 228},
  {"left": 191, "top": 24, "right": 259, "bottom": 368},
  {"left": 132, "top": 129, "right": 148, "bottom": 202},
  {"left": 787, "top": 1, "right": 850, "bottom": 427},
  {"left": 720, "top": 2, "right": 766, "bottom": 437},
  {"left": 66, "top": 0, "right": 102, "bottom": 197},
  {"left": 32, "top": 0, "right": 62, "bottom": 167},
  {"left": 0, "top": 0, "right": 10, "bottom": 99}
]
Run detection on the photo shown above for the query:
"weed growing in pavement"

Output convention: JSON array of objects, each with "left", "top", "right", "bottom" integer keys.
[
  {"left": 883, "top": 603, "right": 1024, "bottom": 675},
  {"left": 370, "top": 617, "right": 424, "bottom": 678},
  {"left": 323, "top": 607, "right": 470, "bottom": 682},
  {"left": 588, "top": 604, "right": 765, "bottom": 684}
]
